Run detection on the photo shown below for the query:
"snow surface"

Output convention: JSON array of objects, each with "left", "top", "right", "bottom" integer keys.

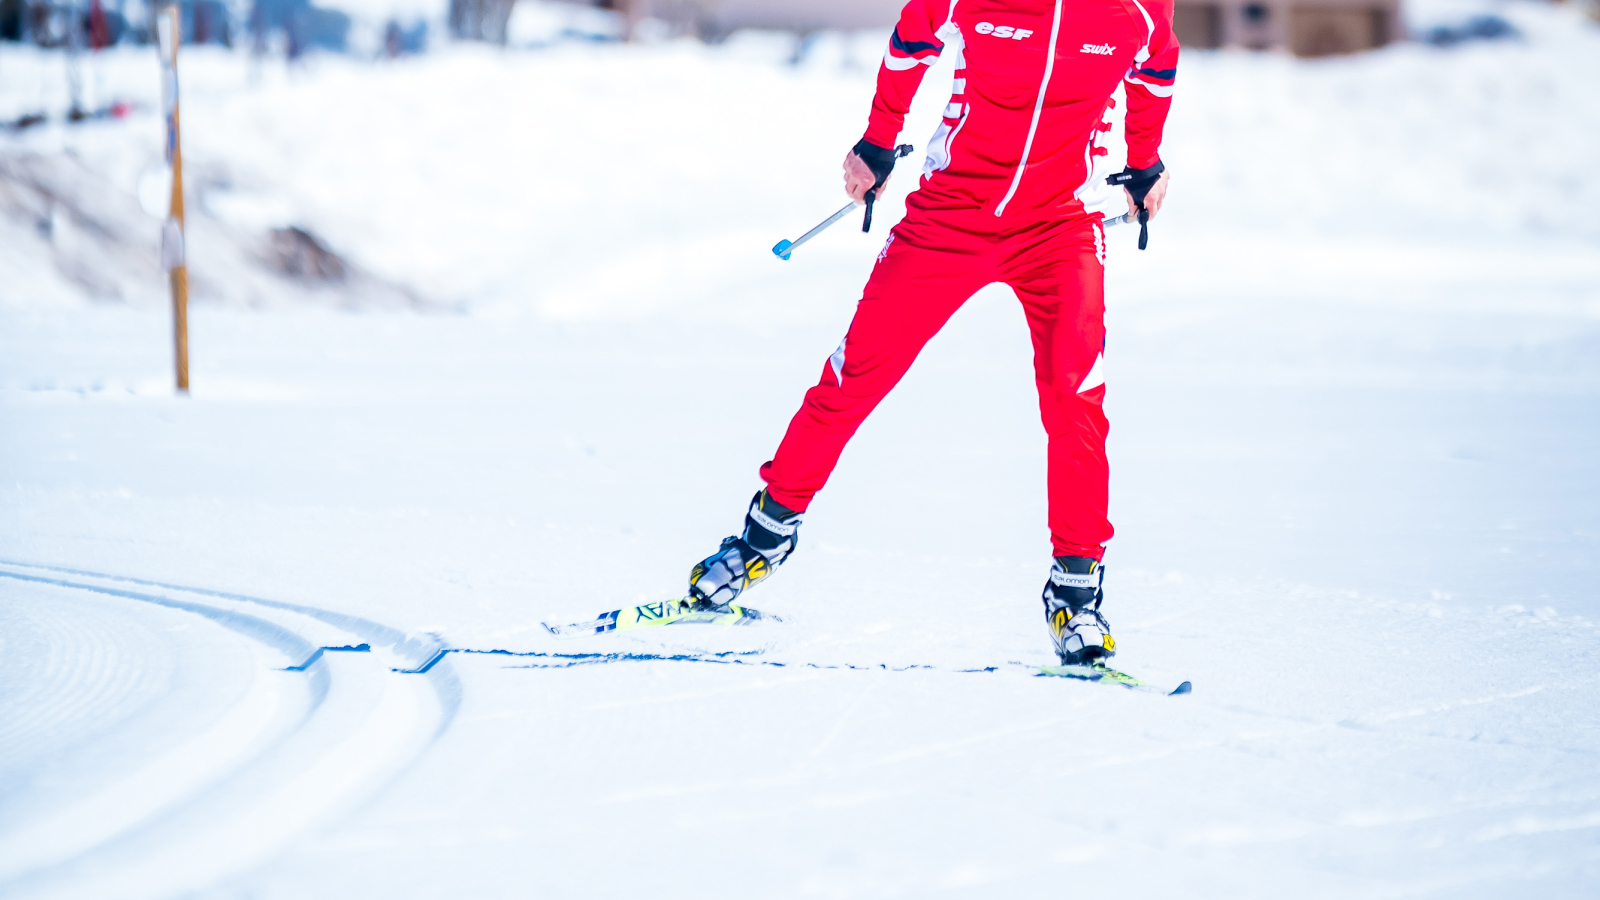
[{"left": 3, "top": 5, "right": 1600, "bottom": 897}]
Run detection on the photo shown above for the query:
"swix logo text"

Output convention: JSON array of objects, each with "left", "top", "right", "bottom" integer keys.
[
  {"left": 1080, "top": 43, "right": 1116, "bottom": 55},
  {"left": 974, "top": 21, "right": 1034, "bottom": 40}
]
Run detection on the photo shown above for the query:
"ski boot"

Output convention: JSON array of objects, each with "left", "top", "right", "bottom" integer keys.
[
  {"left": 1043, "top": 556, "right": 1115, "bottom": 665},
  {"left": 688, "top": 490, "right": 802, "bottom": 611}
]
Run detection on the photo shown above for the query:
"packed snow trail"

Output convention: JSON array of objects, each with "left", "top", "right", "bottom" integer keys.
[{"left": 0, "top": 562, "right": 460, "bottom": 900}]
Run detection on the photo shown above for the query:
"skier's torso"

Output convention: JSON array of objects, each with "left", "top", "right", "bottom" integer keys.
[{"left": 871, "top": 0, "right": 1172, "bottom": 222}]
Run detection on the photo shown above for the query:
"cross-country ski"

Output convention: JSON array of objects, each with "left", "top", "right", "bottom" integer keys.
[
  {"left": 542, "top": 599, "right": 781, "bottom": 638},
  {"left": 1039, "top": 663, "right": 1193, "bottom": 696}
]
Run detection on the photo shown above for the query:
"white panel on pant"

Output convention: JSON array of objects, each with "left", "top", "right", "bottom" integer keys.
[{"left": 1077, "top": 352, "right": 1105, "bottom": 393}]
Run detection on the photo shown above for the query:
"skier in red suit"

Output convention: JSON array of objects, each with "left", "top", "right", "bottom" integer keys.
[{"left": 690, "top": 0, "right": 1178, "bottom": 665}]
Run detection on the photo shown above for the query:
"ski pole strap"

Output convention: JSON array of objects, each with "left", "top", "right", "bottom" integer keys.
[
  {"left": 860, "top": 144, "right": 914, "bottom": 234},
  {"left": 1106, "top": 160, "right": 1164, "bottom": 251}
]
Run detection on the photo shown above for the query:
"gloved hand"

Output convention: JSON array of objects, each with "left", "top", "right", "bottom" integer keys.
[
  {"left": 1106, "top": 160, "right": 1166, "bottom": 212},
  {"left": 844, "top": 139, "right": 900, "bottom": 204},
  {"left": 844, "top": 140, "right": 914, "bottom": 233},
  {"left": 1105, "top": 160, "right": 1168, "bottom": 250}
]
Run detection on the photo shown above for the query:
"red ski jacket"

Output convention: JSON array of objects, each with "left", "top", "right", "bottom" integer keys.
[{"left": 865, "top": 0, "right": 1179, "bottom": 221}]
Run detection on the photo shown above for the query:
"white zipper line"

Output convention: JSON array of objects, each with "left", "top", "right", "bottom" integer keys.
[
  {"left": 1128, "top": 0, "right": 1155, "bottom": 63},
  {"left": 994, "top": 0, "right": 1064, "bottom": 216}
]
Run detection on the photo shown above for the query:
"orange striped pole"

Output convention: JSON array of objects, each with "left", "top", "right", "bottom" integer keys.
[{"left": 156, "top": 4, "right": 189, "bottom": 394}]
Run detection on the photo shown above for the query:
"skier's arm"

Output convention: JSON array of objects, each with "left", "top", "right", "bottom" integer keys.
[
  {"left": 844, "top": 0, "right": 948, "bottom": 202},
  {"left": 1121, "top": 1, "right": 1179, "bottom": 218}
]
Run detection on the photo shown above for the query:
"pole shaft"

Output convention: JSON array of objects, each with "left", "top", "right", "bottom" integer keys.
[
  {"left": 171, "top": 137, "right": 188, "bottom": 391},
  {"left": 786, "top": 202, "right": 857, "bottom": 254},
  {"left": 171, "top": 267, "right": 189, "bottom": 388},
  {"left": 160, "top": 4, "right": 188, "bottom": 393}
]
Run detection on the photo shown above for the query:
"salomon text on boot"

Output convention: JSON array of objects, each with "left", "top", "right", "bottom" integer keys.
[
  {"left": 1043, "top": 557, "right": 1115, "bottom": 665},
  {"left": 688, "top": 490, "right": 802, "bottom": 611}
]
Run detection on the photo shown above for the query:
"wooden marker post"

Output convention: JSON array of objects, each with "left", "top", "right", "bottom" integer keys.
[{"left": 156, "top": 4, "right": 189, "bottom": 393}]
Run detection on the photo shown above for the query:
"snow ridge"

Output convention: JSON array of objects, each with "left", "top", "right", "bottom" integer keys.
[{"left": 0, "top": 561, "right": 459, "bottom": 900}]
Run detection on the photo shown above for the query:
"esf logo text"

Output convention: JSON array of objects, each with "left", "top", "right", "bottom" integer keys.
[{"left": 974, "top": 21, "right": 1034, "bottom": 40}]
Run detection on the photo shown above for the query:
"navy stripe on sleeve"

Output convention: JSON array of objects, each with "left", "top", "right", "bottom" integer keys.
[
  {"left": 891, "top": 28, "right": 942, "bottom": 55},
  {"left": 1137, "top": 67, "right": 1177, "bottom": 80}
]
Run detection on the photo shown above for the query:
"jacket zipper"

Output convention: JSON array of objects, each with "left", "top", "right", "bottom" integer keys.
[{"left": 994, "top": 0, "right": 1065, "bottom": 216}]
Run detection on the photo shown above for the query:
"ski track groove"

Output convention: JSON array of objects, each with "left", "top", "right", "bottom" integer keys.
[
  {"left": 412, "top": 645, "right": 1012, "bottom": 675},
  {"left": 0, "top": 594, "right": 172, "bottom": 810},
  {"left": 1, "top": 601, "right": 122, "bottom": 752},
  {"left": 0, "top": 560, "right": 463, "bottom": 900}
]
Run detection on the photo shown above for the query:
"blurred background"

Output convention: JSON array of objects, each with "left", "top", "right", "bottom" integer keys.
[
  {"left": 1, "top": 0, "right": 1596, "bottom": 315},
  {"left": 2, "top": 2, "right": 1599, "bottom": 898}
]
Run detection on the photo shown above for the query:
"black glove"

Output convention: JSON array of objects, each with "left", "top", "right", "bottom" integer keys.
[
  {"left": 1105, "top": 160, "right": 1165, "bottom": 210},
  {"left": 1105, "top": 160, "right": 1165, "bottom": 250},
  {"left": 852, "top": 139, "right": 900, "bottom": 190}
]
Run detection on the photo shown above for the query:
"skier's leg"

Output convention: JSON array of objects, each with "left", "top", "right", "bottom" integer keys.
[
  {"left": 758, "top": 217, "right": 996, "bottom": 512},
  {"left": 1002, "top": 218, "right": 1115, "bottom": 663},
  {"left": 689, "top": 212, "right": 995, "bottom": 608},
  {"left": 1005, "top": 218, "right": 1112, "bottom": 560}
]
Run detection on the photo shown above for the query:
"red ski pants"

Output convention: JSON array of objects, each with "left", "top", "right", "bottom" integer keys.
[{"left": 760, "top": 203, "right": 1112, "bottom": 560}]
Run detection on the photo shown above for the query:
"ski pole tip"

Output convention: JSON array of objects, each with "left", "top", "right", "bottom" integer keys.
[{"left": 772, "top": 239, "right": 794, "bottom": 260}]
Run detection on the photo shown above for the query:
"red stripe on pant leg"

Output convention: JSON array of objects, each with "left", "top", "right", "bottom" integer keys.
[{"left": 760, "top": 215, "right": 996, "bottom": 512}]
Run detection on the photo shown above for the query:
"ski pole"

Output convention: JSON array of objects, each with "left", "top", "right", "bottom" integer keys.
[
  {"left": 772, "top": 144, "right": 914, "bottom": 261},
  {"left": 1102, "top": 207, "right": 1151, "bottom": 249}
]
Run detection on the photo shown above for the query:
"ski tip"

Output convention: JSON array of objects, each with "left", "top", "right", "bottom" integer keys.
[
  {"left": 772, "top": 239, "right": 793, "bottom": 260},
  {"left": 1170, "top": 681, "right": 1193, "bottom": 696}
]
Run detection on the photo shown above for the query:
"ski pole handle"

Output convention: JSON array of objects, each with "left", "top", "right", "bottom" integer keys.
[
  {"left": 863, "top": 143, "right": 913, "bottom": 235},
  {"left": 772, "top": 144, "right": 915, "bottom": 261}
]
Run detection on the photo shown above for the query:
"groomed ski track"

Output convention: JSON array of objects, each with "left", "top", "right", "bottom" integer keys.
[
  {"left": 0, "top": 560, "right": 461, "bottom": 900},
  {"left": 0, "top": 561, "right": 1184, "bottom": 899}
]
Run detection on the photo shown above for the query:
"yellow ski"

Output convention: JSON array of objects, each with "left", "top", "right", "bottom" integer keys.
[
  {"left": 542, "top": 599, "right": 780, "bottom": 639},
  {"left": 1039, "top": 663, "right": 1192, "bottom": 696}
]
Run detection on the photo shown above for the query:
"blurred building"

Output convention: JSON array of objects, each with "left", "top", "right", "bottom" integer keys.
[
  {"left": 0, "top": 0, "right": 348, "bottom": 50},
  {"left": 0, "top": 0, "right": 135, "bottom": 45},
  {"left": 619, "top": 0, "right": 1398, "bottom": 55},
  {"left": 684, "top": 0, "right": 903, "bottom": 33},
  {"left": 250, "top": 0, "right": 350, "bottom": 52},
  {"left": 450, "top": 0, "right": 514, "bottom": 41},
  {"left": 1173, "top": 0, "right": 1400, "bottom": 55}
]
